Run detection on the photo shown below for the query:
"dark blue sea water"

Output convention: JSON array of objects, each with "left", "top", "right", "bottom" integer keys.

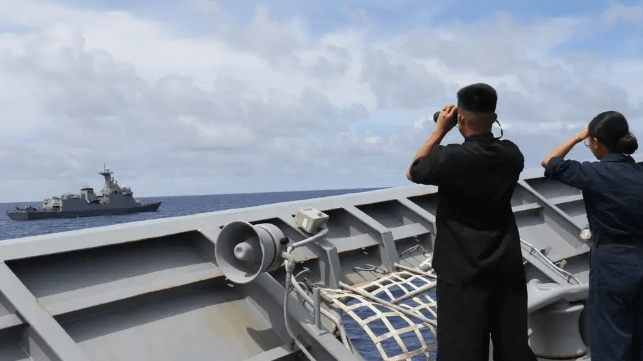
[
  {"left": 0, "top": 188, "right": 381, "bottom": 241},
  {"left": 0, "top": 187, "right": 437, "bottom": 360}
]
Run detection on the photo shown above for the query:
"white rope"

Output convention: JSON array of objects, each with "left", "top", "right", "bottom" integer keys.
[{"left": 322, "top": 268, "right": 439, "bottom": 360}]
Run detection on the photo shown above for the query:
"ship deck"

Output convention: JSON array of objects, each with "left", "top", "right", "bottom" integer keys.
[{"left": 1, "top": 156, "right": 641, "bottom": 361}]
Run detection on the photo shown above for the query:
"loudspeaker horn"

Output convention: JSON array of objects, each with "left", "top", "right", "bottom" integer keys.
[{"left": 215, "top": 221, "right": 288, "bottom": 284}]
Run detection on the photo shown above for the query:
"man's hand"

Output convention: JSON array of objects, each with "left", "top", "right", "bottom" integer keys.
[{"left": 436, "top": 104, "right": 457, "bottom": 134}]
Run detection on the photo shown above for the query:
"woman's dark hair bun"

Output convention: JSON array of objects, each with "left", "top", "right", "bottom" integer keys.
[
  {"left": 589, "top": 111, "right": 638, "bottom": 154},
  {"left": 617, "top": 132, "right": 638, "bottom": 154}
]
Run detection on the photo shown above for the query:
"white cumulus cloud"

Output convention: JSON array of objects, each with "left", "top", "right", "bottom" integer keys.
[{"left": 0, "top": 0, "right": 642, "bottom": 202}]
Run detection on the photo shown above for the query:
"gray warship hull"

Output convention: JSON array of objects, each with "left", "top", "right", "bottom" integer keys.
[
  {"left": 6, "top": 202, "right": 161, "bottom": 221},
  {"left": 0, "top": 156, "right": 640, "bottom": 361},
  {"left": 6, "top": 167, "right": 162, "bottom": 221}
]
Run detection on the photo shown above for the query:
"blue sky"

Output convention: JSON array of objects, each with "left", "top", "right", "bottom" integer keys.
[
  {"left": 0, "top": 0, "right": 642, "bottom": 202},
  {"left": 48, "top": 0, "right": 643, "bottom": 41}
]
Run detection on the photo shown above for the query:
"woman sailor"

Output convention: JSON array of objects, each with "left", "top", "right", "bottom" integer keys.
[{"left": 542, "top": 111, "right": 643, "bottom": 361}]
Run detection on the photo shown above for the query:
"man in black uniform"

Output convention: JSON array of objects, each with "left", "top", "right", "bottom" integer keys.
[{"left": 406, "top": 83, "right": 536, "bottom": 361}]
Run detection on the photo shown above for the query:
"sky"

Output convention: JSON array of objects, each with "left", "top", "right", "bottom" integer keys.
[{"left": 1, "top": 0, "right": 643, "bottom": 202}]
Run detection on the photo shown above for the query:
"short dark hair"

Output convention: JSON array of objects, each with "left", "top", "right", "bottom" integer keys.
[
  {"left": 588, "top": 111, "right": 638, "bottom": 154},
  {"left": 457, "top": 83, "right": 497, "bottom": 113}
]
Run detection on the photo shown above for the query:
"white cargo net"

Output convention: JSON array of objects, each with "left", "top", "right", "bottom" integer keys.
[{"left": 321, "top": 257, "right": 438, "bottom": 361}]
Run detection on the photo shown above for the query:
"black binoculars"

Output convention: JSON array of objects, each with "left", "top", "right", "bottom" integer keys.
[{"left": 433, "top": 109, "right": 458, "bottom": 126}]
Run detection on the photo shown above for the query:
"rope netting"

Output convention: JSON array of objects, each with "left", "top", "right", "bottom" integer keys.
[{"left": 322, "top": 268, "right": 439, "bottom": 361}]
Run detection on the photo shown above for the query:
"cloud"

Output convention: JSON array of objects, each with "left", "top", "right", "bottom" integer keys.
[
  {"left": 306, "top": 45, "right": 352, "bottom": 79},
  {"left": 341, "top": 6, "right": 370, "bottom": 26},
  {"left": 402, "top": 12, "right": 587, "bottom": 75},
  {"left": 360, "top": 49, "right": 449, "bottom": 109},
  {"left": 186, "top": 0, "right": 221, "bottom": 16},
  {"left": 0, "top": 0, "right": 642, "bottom": 203},
  {"left": 218, "top": 8, "right": 306, "bottom": 70},
  {"left": 412, "top": 114, "right": 434, "bottom": 132},
  {"left": 603, "top": 1, "right": 643, "bottom": 26}
]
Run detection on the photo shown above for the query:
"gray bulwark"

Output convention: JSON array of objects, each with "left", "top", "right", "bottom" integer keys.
[
  {"left": 0, "top": 155, "right": 640, "bottom": 360},
  {"left": 6, "top": 166, "right": 161, "bottom": 221}
]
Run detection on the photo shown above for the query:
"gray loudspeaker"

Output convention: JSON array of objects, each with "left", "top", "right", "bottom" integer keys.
[{"left": 215, "top": 221, "right": 288, "bottom": 284}]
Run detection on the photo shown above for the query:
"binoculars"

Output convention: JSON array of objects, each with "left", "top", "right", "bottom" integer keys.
[{"left": 433, "top": 109, "right": 458, "bottom": 127}]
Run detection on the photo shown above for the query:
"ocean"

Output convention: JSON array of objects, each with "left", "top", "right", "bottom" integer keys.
[
  {"left": 0, "top": 188, "right": 435, "bottom": 361},
  {"left": 0, "top": 189, "right": 381, "bottom": 241}
]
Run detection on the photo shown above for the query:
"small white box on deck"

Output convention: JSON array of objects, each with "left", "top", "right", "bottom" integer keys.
[{"left": 294, "top": 207, "right": 329, "bottom": 234}]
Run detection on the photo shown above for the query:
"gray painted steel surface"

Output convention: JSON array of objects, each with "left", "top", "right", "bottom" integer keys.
[{"left": 0, "top": 156, "right": 641, "bottom": 360}]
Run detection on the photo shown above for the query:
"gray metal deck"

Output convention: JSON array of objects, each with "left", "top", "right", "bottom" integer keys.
[{"left": 1, "top": 156, "right": 641, "bottom": 361}]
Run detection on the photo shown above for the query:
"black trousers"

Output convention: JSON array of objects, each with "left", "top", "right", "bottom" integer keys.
[{"left": 436, "top": 277, "right": 537, "bottom": 361}]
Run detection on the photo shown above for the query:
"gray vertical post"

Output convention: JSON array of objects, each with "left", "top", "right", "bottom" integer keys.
[{"left": 313, "top": 288, "right": 321, "bottom": 330}]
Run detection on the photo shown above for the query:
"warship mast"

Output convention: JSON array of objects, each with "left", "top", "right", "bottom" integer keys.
[{"left": 99, "top": 164, "right": 115, "bottom": 195}]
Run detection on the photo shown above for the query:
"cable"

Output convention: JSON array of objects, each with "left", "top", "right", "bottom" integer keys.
[
  {"left": 520, "top": 238, "right": 582, "bottom": 285},
  {"left": 291, "top": 224, "right": 329, "bottom": 249},
  {"left": 294, "top": 268, "right": 311, "bottom": 280},
  {"left": 399, "top": 244, "right": 429, "bottom": 257},
  {"left": 353, "top": 264, "right": 388, "bottom": 274},
  {"left": 281, "top": 226, "right": 333, "bottom": 361},
  {"left": 394, "top": 263, "right": 437, "bottom": 279},
  {"left": 283, "top": 253, "right": 318, "bottom": 361},
  {"left": 289, "top": 275, "right": 351, "bottom": 349}
]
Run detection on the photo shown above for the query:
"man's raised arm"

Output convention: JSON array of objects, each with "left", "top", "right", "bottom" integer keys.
[{"left": 407, "top": 105, "right": 456, "bottom": 182}]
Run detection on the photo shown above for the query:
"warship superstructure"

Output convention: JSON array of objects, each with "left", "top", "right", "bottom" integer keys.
[
  {"left": 6, "top": 166, "right": 161, "bottom": 221},
  {"left": 0, "top": 156, "right": 641, "bottom": 360}
]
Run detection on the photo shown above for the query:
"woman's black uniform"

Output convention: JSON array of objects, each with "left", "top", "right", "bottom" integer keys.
[{"left": 545, "top": 153, "right": 643, "bottom": 361}]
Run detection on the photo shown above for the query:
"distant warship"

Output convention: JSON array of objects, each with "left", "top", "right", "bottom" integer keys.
[{"left": 6, "top": 166, "right": 161, "bottom": 221}]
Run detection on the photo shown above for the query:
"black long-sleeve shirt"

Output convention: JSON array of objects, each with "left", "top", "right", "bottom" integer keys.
[
  {"left": 544, "top": 153, "right": 643, "bottom": 241},
  {"left": 409, "top": 132, "right": 525, "bottom": 285}
]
